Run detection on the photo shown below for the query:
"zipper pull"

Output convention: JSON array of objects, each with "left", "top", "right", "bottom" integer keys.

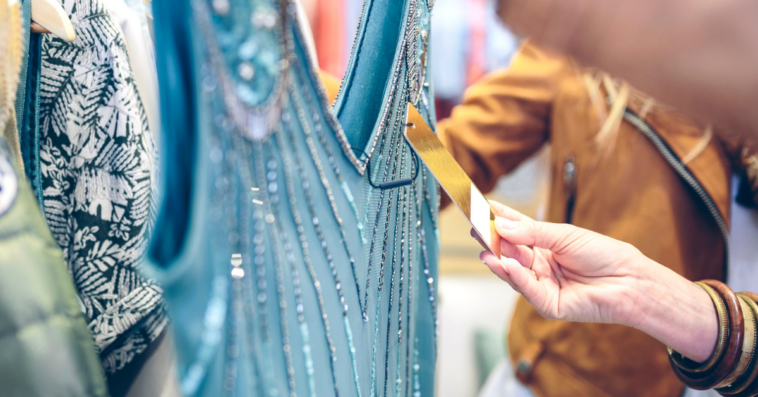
[{"left": 564, "top": 156, "right": 576, "bottom": 192}]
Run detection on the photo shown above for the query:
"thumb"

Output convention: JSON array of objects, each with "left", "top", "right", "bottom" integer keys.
[{"left": 495, "top": 216, "right": 582, "bottom": 252}]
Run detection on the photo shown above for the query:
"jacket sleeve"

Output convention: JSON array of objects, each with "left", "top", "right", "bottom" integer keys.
[{"left": 437, "top": 42, "right": 570, "bottom": 207}]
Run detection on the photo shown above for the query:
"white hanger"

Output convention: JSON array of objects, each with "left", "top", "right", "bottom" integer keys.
[{"left": 29, "top": 0, "right": 75, "bottom": 42}]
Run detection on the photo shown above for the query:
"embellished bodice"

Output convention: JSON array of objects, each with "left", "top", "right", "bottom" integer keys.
[{"left": 148, "top": 0, "right": 439, "bottom": 395}]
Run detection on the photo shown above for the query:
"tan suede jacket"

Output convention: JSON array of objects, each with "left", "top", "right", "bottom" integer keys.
[{"left": 438, "top": 42, "right": 758, "bottom": 397}]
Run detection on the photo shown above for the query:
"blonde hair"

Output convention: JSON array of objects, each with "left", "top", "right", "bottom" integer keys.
[{"left": 581, "top": 71, "right": 711, "bottom": 163}]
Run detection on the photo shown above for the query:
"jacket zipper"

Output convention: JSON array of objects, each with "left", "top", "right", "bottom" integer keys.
[
  {"left": 623, "top": 109, "right": 730, "bottom": 278},
  {"left": 563, "top": 156, "right": 577, "bottom": 224}
]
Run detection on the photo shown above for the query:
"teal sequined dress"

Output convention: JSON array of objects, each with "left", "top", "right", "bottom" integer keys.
[{"left": 148, "top": 0, "right": 440, "bottom": 395}]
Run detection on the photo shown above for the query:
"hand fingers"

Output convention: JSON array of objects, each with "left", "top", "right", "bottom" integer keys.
[
  {"left": 485, "top": 201, "right": 536, "bottom": 268},
  {"left": 481, "top": 251, "right": 541, "bottom": 300},
  {"left": 488, "top": 200, "right": 527, "bottom": 222},
  {"left": 470, "top": 228, "right": 487, "bottom": 250},
  {"left": 476, "top": 219, "right": 535, "bottom": 269},
  {"left": 500, "top": 255, "right": 543, "bottom": 304},
  {"left": 479, "top": 251, "right": 519, "bottom": 291},
  {"left": 499, "top": 237, "right": 535, "bottom": 270},
  {"left": 494, "top": 216, "right": 582, "bottom": 252}
]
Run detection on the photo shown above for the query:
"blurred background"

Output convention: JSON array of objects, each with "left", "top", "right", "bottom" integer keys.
[{"left": 301, "top": 1, "right": 549, "bottom": 394}]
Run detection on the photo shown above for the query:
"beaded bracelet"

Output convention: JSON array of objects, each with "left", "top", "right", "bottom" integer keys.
[
  {"left": 669, "top": 280, "right": 745, "bottom": 390},
  {"left": 719, "top": 292, "right": 758, "bottom": 397}
]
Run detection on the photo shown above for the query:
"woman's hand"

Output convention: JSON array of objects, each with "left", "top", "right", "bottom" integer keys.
[
  {"left": 478, "top": 201, "right": 647, "bottom": 326},
  {"left": 478, "top": 200, "right": 719, "bottom": 362}
]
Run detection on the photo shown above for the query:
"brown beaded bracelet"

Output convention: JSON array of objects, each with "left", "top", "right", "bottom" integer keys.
[
  {"left": 718, "top": 293, "right": 758, "bottom": 396},
  {"left": 669, "top": 280, "right": 745, "bottom": 390},
  {"left": 720, "top": 292, "right": 758, "bottom": 397}
]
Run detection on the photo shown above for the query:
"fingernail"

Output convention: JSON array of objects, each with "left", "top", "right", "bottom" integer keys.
[
  {"left": 499, "top": 257, "right": 511, "bottom": 274},
  {"left": 496, "top": 217, "right": 517, "bottom": 230}
]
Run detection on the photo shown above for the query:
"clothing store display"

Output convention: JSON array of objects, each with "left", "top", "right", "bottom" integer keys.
[
  {"left": 4, "top": 1, "right": 758, "bottom": 396},
  {"left": 438, "top": 41, "right": 758, "bottom": 397},
  {"left": 37, "top": 0, "right": 165, "bottom": 375},
  {"left": 0, "top": 2, "right": 108, "bottom": 396},
  {"left": 148, "top": 0, "right": 439, "bottom": 396}
]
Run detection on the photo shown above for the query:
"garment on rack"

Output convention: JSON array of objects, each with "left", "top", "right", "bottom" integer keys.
[
  {"left": 103, "top": 0, "right": 161, "bottom": 144},
  {"left": 148, "top": 0, "right": 439, "bottom": 395},
  {"left": 0, "top": 2, "right": 108, "bottom": 395},
  {"left": 38, "top": 0, "right": 166, "bottom": 375},
  {"left": 15, "top": 0, "right": 44, "bottom": 204},
  {"left": 0, "top": 137, "right": 110, "bottom": 397}
]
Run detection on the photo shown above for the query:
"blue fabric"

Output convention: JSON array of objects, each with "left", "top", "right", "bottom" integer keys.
[
  {"left": 15, "top": 0, "right": 44, "bottom": 207},
  {"left": 149, "top": 0, "right": 196, "bottom": 266},
  {"left": 148, "top": 0, "right": 440, "bottom": 396},
  {"left": 14, "top": 0, "right": 30, "bottom": 135},
  {"left": 17, "top": 32, "right": 42, "bottom": 207},
  {"left": 332, "top": 0, "right": 405, "bottom": 150}
]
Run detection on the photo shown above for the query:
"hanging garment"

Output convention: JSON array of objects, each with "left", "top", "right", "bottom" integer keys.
[
  {"left": 103, "top": 0, "right": 161, "bottom": 145},
  {"left": 15, "top": 0, "right": 44, "bottom": 203},
  {"left": 0, "top": 137, "right": 110, "bottom": 397},
  {"left": 0, "top": 2, "right": 108, "bottom": 396},
  {"left": 148, "top": 0, "right": 439, "bottom": 395},
  {"left": 0, "top": 138, "right": 110, "bottom": 397},
  {"left": 37, "top": 0, "right": 166, "bottom": 375}
]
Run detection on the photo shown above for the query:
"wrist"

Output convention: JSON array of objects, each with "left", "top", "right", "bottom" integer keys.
[{"left": 628, "top": 257, "right": 719, "bottom": 362}]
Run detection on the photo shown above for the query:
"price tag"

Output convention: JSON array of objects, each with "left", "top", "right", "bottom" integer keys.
[{"left": 404, "top": 104, "right": 501, "bottom": 258}]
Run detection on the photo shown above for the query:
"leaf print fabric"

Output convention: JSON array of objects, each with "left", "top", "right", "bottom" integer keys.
[{"left": 38, "top": 0, "right": 166, "bottom": 374}]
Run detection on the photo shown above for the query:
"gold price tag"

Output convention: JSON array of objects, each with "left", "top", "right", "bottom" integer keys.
[{"left": 404, "top": 104, "right": 501, "bottom": 258}]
